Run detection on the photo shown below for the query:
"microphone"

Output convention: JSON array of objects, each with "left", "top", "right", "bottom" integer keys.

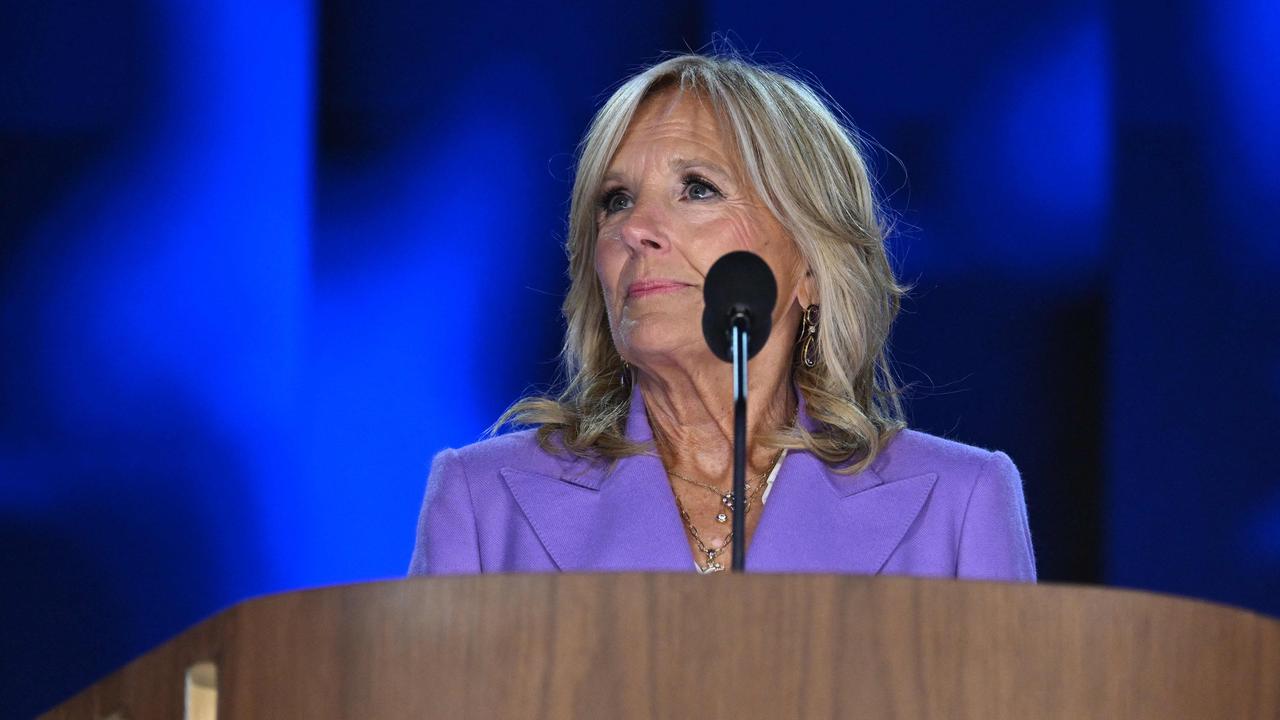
[
  {"left": 701, "top": 251, "right": 778, "bottom": 362},
  {"left": 700, "top": 251, "right": 777, "bottom": 573}
]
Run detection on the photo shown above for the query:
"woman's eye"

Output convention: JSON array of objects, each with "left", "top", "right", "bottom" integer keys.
[
  {"left": 600, "top": 190, "right": 632, "bottom": 214},
  {"left": 684, "top": 177, "right": 720, "bottom": 201}
]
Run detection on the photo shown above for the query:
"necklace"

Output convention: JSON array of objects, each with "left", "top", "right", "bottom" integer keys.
[
  {"left": 667, "top": 450, "right": 785, "bottom": 573},
  {"left": 667, "top": 449, "right": 784, "bottom": 524},
  {"left": 669, "top": 471, "right": 763, "bottom": 523},
  {"left": 672, "top": 477, "right": 770, "bottom": 573}
]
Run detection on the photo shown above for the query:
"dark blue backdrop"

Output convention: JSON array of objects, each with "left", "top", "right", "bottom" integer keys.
[{"left": 2, "top": 1, "right": 1276, "bottom": 716}]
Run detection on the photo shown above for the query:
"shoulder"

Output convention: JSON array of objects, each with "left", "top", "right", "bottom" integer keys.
[
  {"left": 434, "top": 428, "right": 583, "bottom": 482},
  {"left": 870, "top": 429, "right": 1036, "bottom": 581},
  {"left": 417, "top": 429, "right": 565, "bottom": 576},
  {"left": 869, "top": 428, "right": 1013, "bottom": 482},
  {"left": 867, "top": 428, "right": 1026, "bottom": 519}
]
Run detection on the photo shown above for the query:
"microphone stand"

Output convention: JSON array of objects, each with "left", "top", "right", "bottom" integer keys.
[{"left": 730, "top": 314, "right": 749, "bottom": 572}]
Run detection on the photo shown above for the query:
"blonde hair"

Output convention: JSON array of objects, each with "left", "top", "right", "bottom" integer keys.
[{"left": 496, "top": 52, "right": 908, "bottom": 474}]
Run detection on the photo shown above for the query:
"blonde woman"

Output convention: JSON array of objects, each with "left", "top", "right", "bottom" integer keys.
[{"left": 409, "top": 53, "right": 1036, "bottom": 579}]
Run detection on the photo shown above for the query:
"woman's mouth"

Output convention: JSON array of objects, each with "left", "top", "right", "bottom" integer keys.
[{"left": 626, "top": 280, "right": 691, "bottom": 299}]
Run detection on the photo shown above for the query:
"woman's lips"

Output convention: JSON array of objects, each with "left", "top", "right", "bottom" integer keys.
[{"left": 626, "top": 280, "right": 691, "bottom": 299}]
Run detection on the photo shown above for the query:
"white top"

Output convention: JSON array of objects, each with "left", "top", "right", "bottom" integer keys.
[{"left": 761, "top": 447, "right": 787, "bottom": 504}]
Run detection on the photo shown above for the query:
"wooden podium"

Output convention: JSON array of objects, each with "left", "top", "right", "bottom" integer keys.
[{"left": 43, "top": 574, "right": 1280, "bottom": 719}]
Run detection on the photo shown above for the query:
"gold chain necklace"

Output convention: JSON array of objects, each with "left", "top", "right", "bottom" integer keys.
[
  {"left": 672, "top": 477, "right": 770, "bottom": 573},
  {"left": 666, "top": 449, "right": 783, "bottom": 524},
  {"left": 667, "top": 449, "right": 785, "bottom": 573}
]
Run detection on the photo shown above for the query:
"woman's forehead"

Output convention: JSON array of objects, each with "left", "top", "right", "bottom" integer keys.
[
  {"left": 611, "top": 88, "right": 739, "bottom": 170},
  {"left": 629, "top": 87, "right": 722, "bottom": 135}
]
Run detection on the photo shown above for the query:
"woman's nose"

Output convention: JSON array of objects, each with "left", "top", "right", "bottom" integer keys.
[{"left": 618, "top": 199, "right": 670, "bottom": 253}]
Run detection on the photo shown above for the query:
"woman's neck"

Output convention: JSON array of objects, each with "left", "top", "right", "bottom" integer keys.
[{"left": 637, "top": 356, "right": 795, "bottom": 483}]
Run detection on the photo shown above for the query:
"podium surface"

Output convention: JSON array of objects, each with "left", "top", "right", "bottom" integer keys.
[{"left": 44, "top": 574, "right": 1280, "bottom": 718}]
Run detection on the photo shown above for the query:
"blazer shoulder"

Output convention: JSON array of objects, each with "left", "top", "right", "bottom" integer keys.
[
  {"left": 875, "top": 429, "right": 1036, "bottom": 581},
  {"left": 872, "top": 428, "right": 1005, "bottom": 481},
  {"left": 446, "top": 427, "right": 581, "bottom": 481}
]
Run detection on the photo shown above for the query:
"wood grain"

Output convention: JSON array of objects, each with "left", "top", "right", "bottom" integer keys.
[{"left": 41, "top": 575, "right": 1280, "bottom": 719}]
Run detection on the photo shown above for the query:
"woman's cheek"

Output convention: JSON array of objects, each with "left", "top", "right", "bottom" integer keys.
[
  {"left": 726, "top": 209, "right": 765, "bottom": 249},
  {"left": 689, "top": 211, "right": 756, "bottom": 252},
  {"left": 594, "top": 244, "right": 625, "bottom": 315}
]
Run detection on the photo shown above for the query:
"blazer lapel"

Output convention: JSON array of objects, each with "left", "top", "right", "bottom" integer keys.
[
  {"left": 746, "top": 449, "right": 936, "bottom": 574},
  {"left": 748, "top": 394, "right": 938, "bottom": 574},
  {"left": 500, "top": 385, "right": 692, "bottom": 572}
]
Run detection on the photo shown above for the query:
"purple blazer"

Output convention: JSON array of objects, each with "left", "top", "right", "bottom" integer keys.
[{"left": 409, "top": 386, "right": 1037, "bottom": 582}]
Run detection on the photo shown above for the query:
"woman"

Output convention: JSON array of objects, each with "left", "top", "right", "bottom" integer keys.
[{"left": 409, "top": 53, "right": 1036, "bottom": 580}]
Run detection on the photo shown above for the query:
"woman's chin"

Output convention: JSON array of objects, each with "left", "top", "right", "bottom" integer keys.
[
  {"left": 616, "top": 305, "right": 708, "bottom": 357},
  {"left": 620, "top": 333, "right": 710, "bottom": 368}
]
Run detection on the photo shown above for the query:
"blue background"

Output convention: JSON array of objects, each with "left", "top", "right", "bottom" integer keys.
[{"left": 2, "top": 0, "right": 1277, "bottom": 715}]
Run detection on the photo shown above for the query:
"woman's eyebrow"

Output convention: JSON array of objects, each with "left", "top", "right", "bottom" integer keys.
[
  {"left": 599, "top": 157, "right": 733, "bottom": 187},
  {"left": 669, "top": 156, "right": 731, "bottom": 177}
]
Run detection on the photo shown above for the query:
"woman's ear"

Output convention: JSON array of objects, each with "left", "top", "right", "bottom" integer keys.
[{"left": 796, "top": 265, "right": 816, "bottom": 309}]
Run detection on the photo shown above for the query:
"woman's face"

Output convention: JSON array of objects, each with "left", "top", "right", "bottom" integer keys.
[{"left": 594, "top": 88, "right": 812, "bottom": 368}]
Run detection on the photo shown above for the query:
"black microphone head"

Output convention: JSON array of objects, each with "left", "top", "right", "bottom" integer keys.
[{"left": 701, "top": 250, "right": 778, "bottom": 362}]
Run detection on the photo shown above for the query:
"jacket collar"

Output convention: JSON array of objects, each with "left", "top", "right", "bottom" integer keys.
[{"left": 501, "top": 382, "right": 936, "bottom": 573}]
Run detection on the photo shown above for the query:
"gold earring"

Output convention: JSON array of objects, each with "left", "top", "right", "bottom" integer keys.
[{"left": 800, "top": 305, "right": 820, "bottom": 368}]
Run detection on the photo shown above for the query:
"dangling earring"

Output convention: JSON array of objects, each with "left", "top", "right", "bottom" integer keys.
[
  {"left": 618, "top": 360, "right": 631, "bottom": 387},
  {"left": 799, "top": 305, "right": 820, "bottom": 368}
]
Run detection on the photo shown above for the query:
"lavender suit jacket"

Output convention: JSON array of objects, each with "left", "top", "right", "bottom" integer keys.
[{"left": 409, "top": 386, "right": 1037, "bottom": 581}]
